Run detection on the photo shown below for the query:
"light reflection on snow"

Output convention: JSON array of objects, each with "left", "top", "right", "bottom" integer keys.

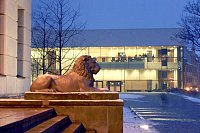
[
  {"left": 123, "top": 107, "right": 159, "bottom": 133},
  {"left": 139, "top": 114, "right": 168, "bottom": 117},
  {"left": 134, "top": 108, "right": 159, "bottom": 110},
  {"left": 147, "top": 118, "right": 198, "bottom": 122},
  {"left": 138, "top": 112, "right": 172, "bottom": 114}
]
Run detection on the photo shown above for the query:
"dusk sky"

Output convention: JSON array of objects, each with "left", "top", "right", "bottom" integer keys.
[{"left": 32, "top": 0, "right": 190, "bottom": 29}]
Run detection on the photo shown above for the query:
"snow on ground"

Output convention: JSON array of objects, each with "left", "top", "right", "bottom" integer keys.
[
  {"left": 123, "top": 107, "right": 159, "bottom": 133},
  {"left": 120, "top": 93, "right": 148, "bottom": 102},
  {"left": 120, "top": 93, "right": 144, "bottom": 99},
  {"left": 171, "top": 93, "right": 200, "bottom": 104}
]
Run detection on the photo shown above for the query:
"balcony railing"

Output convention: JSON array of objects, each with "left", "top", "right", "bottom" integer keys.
[{"left": 96, "top": 57, "right": 179, "bottom": 69}]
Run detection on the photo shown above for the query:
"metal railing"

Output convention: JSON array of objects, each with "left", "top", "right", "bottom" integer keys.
[{"left": 95, "top": 57, "right": 180, "bottom": 69}]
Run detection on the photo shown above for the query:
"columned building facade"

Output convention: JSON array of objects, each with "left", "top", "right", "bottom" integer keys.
[{"left": 0, "top": 0, "right": 32, "bottom": 96}]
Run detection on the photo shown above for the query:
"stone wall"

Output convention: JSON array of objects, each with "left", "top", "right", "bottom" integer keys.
[{"left": 0, "top": 0, "right": 32, "bottom": 96}]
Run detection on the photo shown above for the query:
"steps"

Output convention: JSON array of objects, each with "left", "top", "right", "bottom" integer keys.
[
  {"left": 62, "top": 122, "right": 85, "bottom": 133},
  {"left": 62, "top": 123, "right": 97, "bottom": 133},
  {"left": 0, "top": 108, "right": 94, "bottom": 133},
  {"left": 85, "top": 129, "right": 97, "bottom": 133},
  {"left": 0, "top": 108, "right": 56, "bottom": 133},
  {"left": 25, "top": 116, "right": 72, "bottom": 133}
]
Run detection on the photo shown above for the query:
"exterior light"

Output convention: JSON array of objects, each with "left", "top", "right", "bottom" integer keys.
[
  {"left": 185, "top": 87, "right": 190, "bottom": 91},
  {"left": 140, "top": 125, "right": 149, "bottom": 130}
]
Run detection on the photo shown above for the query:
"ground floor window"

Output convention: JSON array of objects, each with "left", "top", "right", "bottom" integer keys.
[{"left": 94, "top": 80, "right": 178, "bottom": 92}]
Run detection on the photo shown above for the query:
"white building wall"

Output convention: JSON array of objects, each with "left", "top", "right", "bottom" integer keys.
[{"left": 0, "top": 0, "right": 31, "bottom": 96}]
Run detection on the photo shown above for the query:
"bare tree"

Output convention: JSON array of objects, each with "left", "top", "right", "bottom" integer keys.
[
  {"left": 44, "top": 0, "right": 85, "bottom": 75},
  {"left": 176, "top": 1, "right": 200, "bottom": 51},
  {"left": 31, "top": 0, "right": 85, "bottom": 79},
  {"left": 32, "top": 3, "right": 57, "bottom": 78}
]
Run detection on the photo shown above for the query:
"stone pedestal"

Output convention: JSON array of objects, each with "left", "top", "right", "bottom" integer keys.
[
  {"left": 24, "top": 92, "right": 123, "bottom": 133},
  {"left": 24, "top": 92, "right": 119, "bottom": 100}
]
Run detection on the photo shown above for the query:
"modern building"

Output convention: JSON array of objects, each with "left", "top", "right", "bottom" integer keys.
[
  {"left": 0, "top": 0, "right": 32, "bottom": 96},
  {"left": 31, "top": 28, "right": 200, "bottom": 92}
]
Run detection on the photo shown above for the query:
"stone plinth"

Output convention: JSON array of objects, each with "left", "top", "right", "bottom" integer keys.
[
  {"left": 2, "top": 92, "right": 123, "bottom": 133},
  {"left": 50, "top": 100, "right": 123, "bottom": 133},
  {"left": 24, "top": 92, "right": 119, "bottom": 100}
]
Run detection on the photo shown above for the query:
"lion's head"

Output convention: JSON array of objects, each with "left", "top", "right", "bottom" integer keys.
[{"left": 71, "top": 55, "right": 101, "bottom": 81}]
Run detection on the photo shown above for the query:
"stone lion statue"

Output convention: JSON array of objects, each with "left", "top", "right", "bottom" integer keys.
[{"left": 30, "top": 55, "right": 107, "bottom": 92}]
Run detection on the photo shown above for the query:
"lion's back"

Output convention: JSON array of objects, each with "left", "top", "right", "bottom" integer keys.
[
  {"left": 30, "top": 75, "right": 53, "bottom": 92},
  {"left": 54, "top": 72, "right": 80, "bottom": 92}
]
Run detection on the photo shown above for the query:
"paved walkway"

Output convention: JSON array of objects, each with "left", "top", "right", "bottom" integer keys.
[
  {"left": 122, "top": 92, "right": 200, "bottom": 133},
  {"left": 123, "top": 107, "right": 159, "bottom": 133}
]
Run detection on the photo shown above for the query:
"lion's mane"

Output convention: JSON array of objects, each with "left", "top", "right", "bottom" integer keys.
[{"left": 71, "top": 55, "right": 95, "bottom": 83}]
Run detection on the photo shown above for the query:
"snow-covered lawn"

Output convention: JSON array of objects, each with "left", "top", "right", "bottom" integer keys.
[{"left": 171, "top": 93, "right": 200, "bottom": 104}]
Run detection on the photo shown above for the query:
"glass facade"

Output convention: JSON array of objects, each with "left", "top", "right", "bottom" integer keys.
[{"left": 31, "top": 46, "right": 183, "bottom": 92}]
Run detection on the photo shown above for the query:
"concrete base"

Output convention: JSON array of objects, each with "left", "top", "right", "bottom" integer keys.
[{"left": 0, "top": 92, "right": 124, "bottom": 133}]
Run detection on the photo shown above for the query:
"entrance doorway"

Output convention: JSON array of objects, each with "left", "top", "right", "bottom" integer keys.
[
  {"left": 94, "top": 81, "right": 103, "bottom": 88},
  {"left": 107, "top": 81, "right": 122, "bottom": 92}
]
